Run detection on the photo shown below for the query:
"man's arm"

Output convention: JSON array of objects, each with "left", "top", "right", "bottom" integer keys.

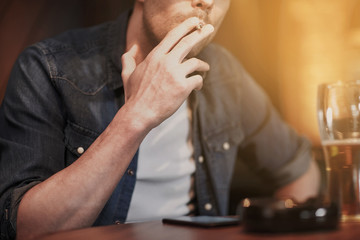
[
  {"left": 16, "top": 17, "right": 214, "bottom": 240},
  {"left": 275, "top": 159, "right": 321, "bottom": 202}
]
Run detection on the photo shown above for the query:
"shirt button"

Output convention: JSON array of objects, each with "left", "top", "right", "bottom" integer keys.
[
  {"left": 77, "top": 147, "right": 85, "bottom": 154},
  {"left": 198, "top": 155, "right": 204, "bottom": 164},
  {"left": 223, "top": 142, "right": 230, "bottom": 151},
  {"left": 114, "top": 220, "right": 121, "bottom": 225},
  {"left": 127, "top": 169, "right": 134, "bottom": 176},
  {"left": 204, "top": 203, "right": 212, "bottom": 211}
]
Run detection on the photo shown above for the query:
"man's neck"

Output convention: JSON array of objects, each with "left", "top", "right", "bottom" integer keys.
[{"left": 126, "top": 2, "right": 152, "bottom": 65}]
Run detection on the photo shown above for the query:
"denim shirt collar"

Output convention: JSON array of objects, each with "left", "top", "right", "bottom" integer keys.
[{"left": 105, "top": 9, "right": 132, "bottom": 90}]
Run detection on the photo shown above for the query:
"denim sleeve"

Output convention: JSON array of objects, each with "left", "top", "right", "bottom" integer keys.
[
  {"left": 0, "top": 45, "right": 66, "bottom": 239},
  {"left": 238, "top": 65, "right": 312, "bottom": 188}
]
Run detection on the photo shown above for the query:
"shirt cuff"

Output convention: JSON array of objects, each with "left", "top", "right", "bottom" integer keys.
[{"left": 8, "top": 181, "right": 42, "bottom": 234}]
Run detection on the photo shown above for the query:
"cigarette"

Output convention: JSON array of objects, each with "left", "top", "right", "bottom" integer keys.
[{"left": 196, "top": 22, "right": 204, "bottom": 30}]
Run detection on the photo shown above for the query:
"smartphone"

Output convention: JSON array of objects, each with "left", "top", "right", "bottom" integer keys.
[{"left": 162, "top": 216, "right": 240, "bottom": 228}]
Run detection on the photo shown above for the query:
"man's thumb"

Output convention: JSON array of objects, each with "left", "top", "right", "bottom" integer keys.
[{"left": 121, "top": 45, "right": 138, "bottom": 83}]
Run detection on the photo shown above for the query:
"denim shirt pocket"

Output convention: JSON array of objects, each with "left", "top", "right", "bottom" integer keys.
[{"left": 63, "top": 121, "right": 99, "bottom": 166}]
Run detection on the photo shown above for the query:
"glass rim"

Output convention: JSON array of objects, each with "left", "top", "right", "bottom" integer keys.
[{"left": 318, "top": 80, "right": 360, "bottom": 89}]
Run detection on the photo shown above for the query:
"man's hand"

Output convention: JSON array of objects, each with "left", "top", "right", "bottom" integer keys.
[{"left": 121, "top": 17, "right": 214, "bottom": 129}]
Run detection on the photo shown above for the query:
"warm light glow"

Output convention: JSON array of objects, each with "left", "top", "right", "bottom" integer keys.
[
  {"left": 284, "top": 199, "right": 295, "bottom": 209},
  {"left": 315, "top": 208, "right": 327, "bottom": 217},
  {"left": 243, "top": 198, "right": 251, "bottom": 208},
  {"left": 215, "top": 0, "right": 360, "bottom": 146}
]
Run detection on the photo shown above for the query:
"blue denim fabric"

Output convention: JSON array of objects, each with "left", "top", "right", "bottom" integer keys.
[{"left": 0, "top": 9, "right": 313, "bottom": 240}]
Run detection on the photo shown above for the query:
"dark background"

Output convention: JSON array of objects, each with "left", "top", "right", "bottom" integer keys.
[{"left": 0, "top": 0, "right": 134, "bottom": 103}]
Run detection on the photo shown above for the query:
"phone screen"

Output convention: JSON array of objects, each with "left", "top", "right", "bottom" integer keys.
[{"left": 162, "top": 216, "right": 240, "bottom": 228}]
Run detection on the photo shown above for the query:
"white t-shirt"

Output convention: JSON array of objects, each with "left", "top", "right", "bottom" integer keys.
[{"left": 126, "top": 100, "right": 195, "bottom": 223}]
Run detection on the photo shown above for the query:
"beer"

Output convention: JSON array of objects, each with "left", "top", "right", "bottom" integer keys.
[{"left": 322, "top": 139, "right": 360, "bottom": 221}]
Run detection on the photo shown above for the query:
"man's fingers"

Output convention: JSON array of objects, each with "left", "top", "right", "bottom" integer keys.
[
  {"left": 181, "top": 58, "right": 210, "bottom": 77},
  {"left": 155, "top": 17, "right": 201, "bottom": 54},
  {"left": 121, "top": 45, "right": 138, "bottom": 83},
  {"left": 187, "top": 74, "right": 204, "bottom": 91},
  {"left": 181, "top": 58, "right": 210, "bottom": 91},
  {"left": 169, "top": 24, "right": 214, "bottom": 62}
]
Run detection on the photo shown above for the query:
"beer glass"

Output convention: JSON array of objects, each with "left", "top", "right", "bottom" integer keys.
[{"left": 317, "top": 80, "right": 360, "bottom": 222}]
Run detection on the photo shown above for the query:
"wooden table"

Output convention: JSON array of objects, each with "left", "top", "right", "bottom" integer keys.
[{"left": 38, "top": 221, "right": 359, "bottom": 240}]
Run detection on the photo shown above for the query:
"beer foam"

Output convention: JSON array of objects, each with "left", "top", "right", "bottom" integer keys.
[{"left": 322, "top": 139, "right": 360, "bottom": 146}]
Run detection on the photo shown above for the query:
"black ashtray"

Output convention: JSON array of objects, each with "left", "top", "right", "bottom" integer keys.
[{"left": 237, "top": 197, "right": 340, "bottom": 233}]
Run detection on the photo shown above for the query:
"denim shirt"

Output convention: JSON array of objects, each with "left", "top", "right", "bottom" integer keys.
[{"left": 0, "top": 10, "right": 312, "bottom": 239}]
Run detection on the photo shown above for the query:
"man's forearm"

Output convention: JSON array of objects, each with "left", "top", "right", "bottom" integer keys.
[{"left": 16, "top": 104, "right": 150, "bottom": 240}]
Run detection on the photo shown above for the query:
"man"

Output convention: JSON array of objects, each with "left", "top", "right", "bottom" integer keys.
[{"left": 0, "top": 0, "right": 320, "bottom": 239}]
